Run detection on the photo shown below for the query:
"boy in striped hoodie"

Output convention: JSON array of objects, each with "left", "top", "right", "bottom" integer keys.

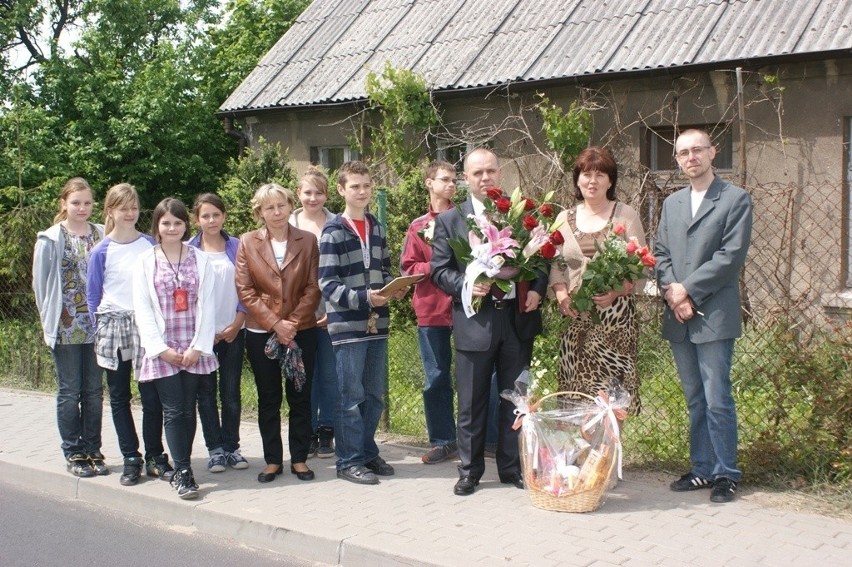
[{"left": 318, "top": 161, "right": 405, "bottom": 485}]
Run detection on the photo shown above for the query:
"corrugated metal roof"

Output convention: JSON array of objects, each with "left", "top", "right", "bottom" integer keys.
[{"left": 220, "top": 0, "right": 852, "bottom": 113}]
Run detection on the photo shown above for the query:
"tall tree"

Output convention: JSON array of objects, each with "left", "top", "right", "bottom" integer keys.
[
  {"left": 0, "top": 0, "right": 309, "bottom": 206},
  {"left": 205, "top": 0, "right": 309, "bottom": 107}
]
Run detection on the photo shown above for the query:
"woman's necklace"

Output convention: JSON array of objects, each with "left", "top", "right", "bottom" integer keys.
[{"left": 583, "top": 200, "right": 613, "bottom": 218}]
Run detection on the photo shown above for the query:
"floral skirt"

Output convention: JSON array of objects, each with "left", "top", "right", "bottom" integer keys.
[{"left": 557, "top": 295, "right": 641, "bottom": 415}]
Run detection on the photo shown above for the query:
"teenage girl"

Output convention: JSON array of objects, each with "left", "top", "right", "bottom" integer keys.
[
  {"left": 33, "top": 177, "right": 106, "bottom": 477},
  {"left": 87, "top": 183, "right": 173, "bottom": 486},
  {"left": 133, "top": 198, "right": 218, "bottom": 500},
  {"left": 188, "top": 193, "right": 248, "bottom": 472},
  {"left": 290, "top": 168, "right": 338, "bottom": 458}
]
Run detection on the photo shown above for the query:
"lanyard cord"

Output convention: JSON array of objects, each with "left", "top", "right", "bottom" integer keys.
[{"left": 159, "top": 244, "right": 184, "bottom": 287}]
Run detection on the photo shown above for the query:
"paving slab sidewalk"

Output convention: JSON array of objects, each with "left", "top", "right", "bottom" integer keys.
[{"left": 1, "top": 388, "right": 850, "bottom": 566}]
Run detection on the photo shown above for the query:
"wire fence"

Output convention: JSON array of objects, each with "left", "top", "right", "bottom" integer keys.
[{"left": 3, "top": 179, "right": 850, "bottom": 483}]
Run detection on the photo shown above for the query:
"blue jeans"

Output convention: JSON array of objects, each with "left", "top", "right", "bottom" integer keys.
[
  {"left": 669, "top": 337, "right": 741, "bottom": 482},
  {"left": 311, "top": 328, "right": 338, "bottom": 433},
  {"left": 197, "top": 330, "right": 245, "bottom": 454},
  {"left": 417, "top": 326, "right": 456, "bottom": 446},
  {"left": 146, "top": 372, "right": 202, "bottom": 471},
  {"left": 52, "top": 343, "right": 104, "bottom": 457},
  {"left": 104, "top": 352, "right": 164, "bottom": 459},
  {"left": 334, "top": 339, "right": 387, "bottom": 470}
]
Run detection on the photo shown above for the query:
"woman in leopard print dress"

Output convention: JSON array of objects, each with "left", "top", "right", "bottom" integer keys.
[{"left": 549, "top": 147, "right": 646, "bottom": 416}]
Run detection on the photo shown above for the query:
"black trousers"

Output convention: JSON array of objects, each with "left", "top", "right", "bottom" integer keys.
[
  {"left": 246, "top": 328, "right": 317, "bottom": 465},
  {"left": 455, "top": 306, "right": 532, "bottom": 480}
]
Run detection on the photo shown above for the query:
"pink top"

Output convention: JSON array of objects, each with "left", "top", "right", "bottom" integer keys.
[{"left": 138, "top": 247, "right": 219, "bottom": 380}]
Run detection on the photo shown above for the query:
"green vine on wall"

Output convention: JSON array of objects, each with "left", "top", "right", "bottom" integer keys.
[
  {"left": 363, "top": 62, "right": 441, "bottom": 178},
  {"left": 537, "top": 93, "right": 592, "bottom": 172}
]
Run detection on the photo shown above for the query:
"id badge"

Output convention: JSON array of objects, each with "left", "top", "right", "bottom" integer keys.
[{"left": 173, "top": 288, "right": 188, "bottom": 312}]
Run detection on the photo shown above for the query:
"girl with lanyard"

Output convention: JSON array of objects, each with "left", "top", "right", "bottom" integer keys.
[{"left": 133, "top": 198, "right": 218, "bottom": 499}]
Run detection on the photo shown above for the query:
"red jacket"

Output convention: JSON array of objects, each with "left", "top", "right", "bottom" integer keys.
[{"left": 400, "top": 207, "right": 453, "bottom": 327}]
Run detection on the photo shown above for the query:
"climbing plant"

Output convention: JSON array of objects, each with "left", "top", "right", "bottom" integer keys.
[
  {"left": 362, "top": 62, "right": 441, "bottom": 180},
  {"left": 537, "top": 93, "right": 592, "bottom": 172}
]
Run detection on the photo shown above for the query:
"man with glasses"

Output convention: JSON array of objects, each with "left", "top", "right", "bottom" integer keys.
[
  {"left": 401, "top": 161, "right": 459, "bottom": 464},
  {"left": 655, "top": 129, "right": 753, "bottom": 503}
]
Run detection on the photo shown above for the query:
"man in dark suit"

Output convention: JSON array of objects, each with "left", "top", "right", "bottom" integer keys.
[
  {"left": 655, "top": 129, "right": 753, "bottom": 504},
  {"left": 431, "top": 148, "right": 548, "bottom": 496}
]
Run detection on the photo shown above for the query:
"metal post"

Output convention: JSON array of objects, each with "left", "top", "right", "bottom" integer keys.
[
  {"left": 736, "top": 67, "right": 747, "bottom": 187},
  {"left": 376, "top": 187, "right": 391, "bottom": 430}
]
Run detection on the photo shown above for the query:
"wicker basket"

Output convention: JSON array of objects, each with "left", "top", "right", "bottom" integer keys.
[{"left": 519, "top": 391, "right": 617, "bottom": 513}]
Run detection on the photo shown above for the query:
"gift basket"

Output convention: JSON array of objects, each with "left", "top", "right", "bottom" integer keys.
[{"left": 506, "top": 388, "right": 628, "bottom": 513}]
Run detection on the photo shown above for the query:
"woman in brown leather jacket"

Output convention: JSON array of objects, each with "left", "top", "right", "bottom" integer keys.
[{"left": 236, "top": 183, "right": 321, "bottom": 483}]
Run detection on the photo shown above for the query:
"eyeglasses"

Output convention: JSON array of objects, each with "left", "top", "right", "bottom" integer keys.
[
  {"left": 431, "top": 176, "right": 456, "bottom": 184},
  {"left": 675, "top": 146, "right": 712, "bottom": 159}
]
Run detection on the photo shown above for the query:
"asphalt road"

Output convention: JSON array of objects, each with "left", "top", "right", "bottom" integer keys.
[{"left": 0, "top": 478, "right": 320, "bottom": 566}]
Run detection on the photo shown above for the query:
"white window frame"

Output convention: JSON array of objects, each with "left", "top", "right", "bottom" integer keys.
[{"left": 313, "top": 145, "right": 359, "bottom": 171}]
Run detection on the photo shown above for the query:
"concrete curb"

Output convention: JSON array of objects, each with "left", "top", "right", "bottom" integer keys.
[{"left": 0, "top": 454, "right": 437, "bottom": 566}]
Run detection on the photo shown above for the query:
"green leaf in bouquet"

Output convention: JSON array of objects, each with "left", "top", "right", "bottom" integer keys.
[
  {"left": 493, "top": 278, "right": 513, "bottom": 294},
  {"left": 448, "top": 236, "right": 472, "bottom": 265},
  {"left": 573, "top": 296, "right": 593, "bottom": 312}
]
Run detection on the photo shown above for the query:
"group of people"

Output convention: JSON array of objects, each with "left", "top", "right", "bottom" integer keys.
[
  {"left": 33, "top": 128, "right": 752, "bottom": 504},
  {"left": 412, "top": 128, "right": 751, "bottom": 504}
]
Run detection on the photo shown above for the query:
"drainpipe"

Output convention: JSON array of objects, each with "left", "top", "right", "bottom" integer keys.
[{"left": 223, "top": 116, "right": 249, "bottom": 156}]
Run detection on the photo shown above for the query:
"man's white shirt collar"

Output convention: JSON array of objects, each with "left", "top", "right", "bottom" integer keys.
[{"left": 471, "top": 195, "right": 486, "bottom": 216}]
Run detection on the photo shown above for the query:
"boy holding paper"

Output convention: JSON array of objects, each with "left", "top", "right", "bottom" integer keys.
[{"left": 318, "top": 160, "right": 406, "bottom": 485}]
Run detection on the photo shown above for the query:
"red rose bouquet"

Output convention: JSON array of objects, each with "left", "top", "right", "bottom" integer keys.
[
  {"left": 448, "top": 187, "right": 563, "bottom": 316},
  {"left": 569, "top": 223, "right": 654, "bottom": 322}
]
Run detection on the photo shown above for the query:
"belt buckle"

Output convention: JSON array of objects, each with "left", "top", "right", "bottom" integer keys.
[{"left": 493, "top": 299, "right": 508, "bottom": 310}]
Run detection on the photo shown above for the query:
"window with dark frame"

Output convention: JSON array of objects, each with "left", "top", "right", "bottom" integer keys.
[{"left": 643, "top": 125, "right": 734, "bottom": 172}]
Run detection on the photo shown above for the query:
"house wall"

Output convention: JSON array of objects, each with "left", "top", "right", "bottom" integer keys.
[{"left": 234, "top": 57, "right": 852, "bottom": 321}]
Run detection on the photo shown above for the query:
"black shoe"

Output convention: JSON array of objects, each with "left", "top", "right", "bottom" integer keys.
[
  {"left": 88, "top": 452, "right": 110, "bottom": 476},
  {"left": 145, "top": 454, "right": 175, "bottom": 481},
  {"left": 317, "top": 426, "right": 334, "bottom": 458},
  {"left": 307, "top": 434, "right": 319, "bottom": 458},
  {"left": 670, "top": 472, "right": 713, "bottom": 492},
  {"left": 120, "top": 456, "right": 143, "bottom": 486},
  {"left": 499, "top": 472, "right": 524, "bottom": 489},
  {"left": 337, "top": 465, "right": 379, "bottom": 485},
  {"left": 257, "top": 464, "right": 284, "bottom": 483},
  {"left": 67, "top": 453, "right": 95, "bottom": 478},
  {"left": 710, "top": 477, "right": 737, "bottom": 503},
  {"left": 454, "top": 475, "right": 479, "bottom": 496},
  {"left": 364, "top": 456, "right": 394, "bottom": 476},
  {"left": 290, "top": 464, "right": 315, "bottom": 481},
  {"left": 171, "top": 468, "right": 199, "bottom": 500}
]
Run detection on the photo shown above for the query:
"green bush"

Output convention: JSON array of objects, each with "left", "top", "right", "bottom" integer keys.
[{"left": 217, "top": 138, "right": 296, "bottom": 236}]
